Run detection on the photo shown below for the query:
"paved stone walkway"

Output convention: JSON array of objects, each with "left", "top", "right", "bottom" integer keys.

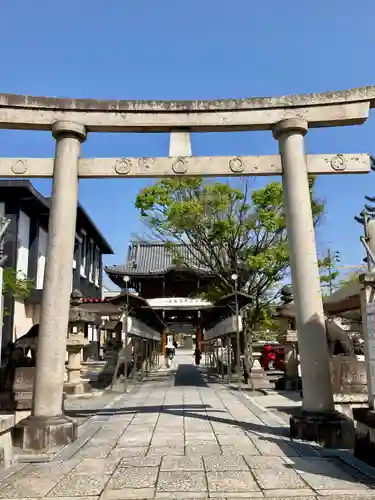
[{"left": 1, "top": 351, "right": 375, "bottom": 499}]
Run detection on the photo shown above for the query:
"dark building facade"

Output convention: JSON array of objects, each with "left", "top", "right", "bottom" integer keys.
[{"left": 0, "top": 180, "right": 113, "bottom": 349}]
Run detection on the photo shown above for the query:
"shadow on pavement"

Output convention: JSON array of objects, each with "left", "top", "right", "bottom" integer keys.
[
  {"left": 174, "top": 364, "right": 208, "bottom": 387},
  {"left": 64, "top": 402, "right": 370, "bottom": 485},
  {"left": 64, "top": 361, "right": 374, "bottom": 486},
  {"left": 267, "top": 404, "right": 301, "bottom": 417}
]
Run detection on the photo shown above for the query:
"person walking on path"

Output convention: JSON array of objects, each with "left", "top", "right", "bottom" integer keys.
[
  {"left": 165, "top": 342, "right": 175, "bottom": 368},
  {"left": 193, "top": 346, "right": 202, "bottom": 367}
]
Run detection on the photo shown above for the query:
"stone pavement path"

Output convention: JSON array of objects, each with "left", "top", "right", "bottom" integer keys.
[{"left": 2, "top": 351, "right": 375, "bottom": 499}]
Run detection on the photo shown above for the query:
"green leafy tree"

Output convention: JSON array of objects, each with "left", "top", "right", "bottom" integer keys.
[
  {"left": 2, "top": 268, "right": 34, "bottom": 313},
  {"left": 319, "top": 251, "right": 340, "bottom": 297},
  {"left": 136, "top": 176, "right": 324, "bottom": 376}
]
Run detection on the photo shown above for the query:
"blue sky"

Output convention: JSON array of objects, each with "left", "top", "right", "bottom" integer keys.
[{"left": 0, "top": 0, "right": 374, "bottom": 287}]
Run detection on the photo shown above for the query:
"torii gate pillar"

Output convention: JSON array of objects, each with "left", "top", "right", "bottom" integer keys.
[
  {"left": 14, "top": 122, "right": 86, "bottom": 451},
  {"left": 273, "top": 118, "right": 354, "bottom": 448}
]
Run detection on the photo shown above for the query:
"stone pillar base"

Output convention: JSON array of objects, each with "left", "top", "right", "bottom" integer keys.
[
  {"left": 290, "top": 409, "right": 354, "bottom": 449},
  {"left": 12, "top": 415, "right": 78, "bottom": 452},
  {"left": 353, "top": 407, "right": 375, "bottom": 466},
  {"left": 63, "top": 380, "right": 92, "bottom": 396}
]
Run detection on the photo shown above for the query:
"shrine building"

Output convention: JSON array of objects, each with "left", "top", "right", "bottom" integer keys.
[{"left": 105, "top": 241, "right": 219, "bottom": 346}]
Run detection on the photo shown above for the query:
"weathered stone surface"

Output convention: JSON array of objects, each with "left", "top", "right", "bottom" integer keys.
[
  {"left": 161, "top": 455, "right": 204, "bottom": 471},
  {"left": 1, "top": 86, "right": 375, "bottom": 111},
  {"left": 13, "top": 415, "right": 78, "bottom": 452},
  {"left": 215, "top": 435, "right": 253, "bottom": 447},
  {"left": 1, "top": 353, "right": 374, "bottom": 498},
  {"left": 45, "top": 497, "right": 99, "bottom": 500},
  {"left": 250, "top": 437, "right": 298, "bottom": 456},
  {"left": 203, "top": 454, "right": 248, "bottom": 471},
  {"left": 0, "top": 461, "right": 78, "bottom": 497},
  {"left": 292, "top": 457, "right": 371, "bottom": 491},
  {"left": 108, "top": 446, "right": 148, "bottom": 460},
  {"left": 243, "top": 455, "right": 287, "bottom": 469},
  {"left": 151, "top": 436, "right": 185, "bottom": 448},
  {"left": 148, "top": 446, "right": 185, "bottom": 457},
  {"left": 155, "top": 494, "right": 209, "bottom": 499},
  {"left": 48, "top": 473, "right": 110, "bottom": 497},
  {"left": 0, "top": 414, "right": 14, "bottom": 432},
  {"left": 118, "top": 456, "right": 162, "bottom": 467},
  {"left": 206, "top": 470, "right": 260, "bottom": 493},
  {"left": 0, "top": 414, "right": 14, "bottom": 468},
  {"left": 157, "top": 471, "right": 207, "bottom": 492},
  {"left": 330, "top": 357, "right": 367, "bottom": 394},
  {"left": 102, "top": 487, "right": 155, "bottom": 499},
  {"left": 0, "top": 154, "right": 369, "bottom": 179},
  {"left": 68, "top": 443, "right": 113, "bottom": 459},
  {"left": 262, "top": 490, "right": 315, "bottom": 498},
  {"left": 106, "top": 466, "right": 159, "bottom": 489},
  {"left": 118, "top": 433, "right": 152, "bottom": 447},
  {"left": 0, "top": 98, "right": 370, "bottom": 131},
  {"left": 290, "top": 410, "right": 355, "bottom": 449},
  {"left": 0, "top": 478, "right": 57, "bottom": 498},
  {"left": 72, "top": 457, "right": 120, "bottom": 475},
  {"left": 185, "top": 444, "right": 221, "bottom": 456},
  {"left": 252, "top": 467, "right": 307, "bottom": 489}
]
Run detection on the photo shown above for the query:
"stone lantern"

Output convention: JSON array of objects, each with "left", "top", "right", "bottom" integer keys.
[
  {"left": 101, "top": 315, "right": 122, "bottom": 379},
  {"left": 64, "top": 290, "right": 97, "bottom": 395},
  {"left": 274, "top": 286, "right": 300, "bottom": 390}
]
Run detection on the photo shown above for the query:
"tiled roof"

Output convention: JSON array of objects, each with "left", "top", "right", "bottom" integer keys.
[{"left": 105, "top": 242, "right": 212, "bottom": 277}]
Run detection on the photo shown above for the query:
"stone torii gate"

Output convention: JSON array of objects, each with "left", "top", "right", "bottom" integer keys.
[{"left": 1, "top": 87, "right": 373, "bottom": 451}]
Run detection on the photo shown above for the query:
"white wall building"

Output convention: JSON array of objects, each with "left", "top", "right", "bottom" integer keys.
[{"left": 0, "top": 181, "right": 114, "bottom": 353}]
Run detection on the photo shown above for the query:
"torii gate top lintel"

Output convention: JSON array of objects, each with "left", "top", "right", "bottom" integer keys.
[
  {"left": 2, "top": 85, "right": 375, "bottom": 112},
  {"left": 0, "top": 85, "right": 374, "bottom": 132}
]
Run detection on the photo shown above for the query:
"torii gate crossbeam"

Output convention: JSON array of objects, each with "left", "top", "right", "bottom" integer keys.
[{"left": 0, "top": 154, "right": 370, "bottom": 178}]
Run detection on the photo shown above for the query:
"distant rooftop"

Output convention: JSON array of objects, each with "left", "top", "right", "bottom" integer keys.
[{"left": 105, "top": 241, "right": 213, "bottom": 278}]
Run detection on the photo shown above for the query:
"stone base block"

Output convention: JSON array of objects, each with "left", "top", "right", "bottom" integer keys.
[
  {"left": 353, "top": 407, "right": 375, "bottom": 466},
  {"left": 247, "top": 376, "right": 272, "bottom": 391},
  {"left": 290, "top": 409, "right": 355, "bottom": 449},
  {"left": 0, "top": 430, "right": 13, "bottom": 468},
  {"left": 0, "top": 414, "right": 14, "bottom": 468},
  {"left": 63, "top": 380, "right": 92, "bottom": 396},
  {"left": 12, "top": 415, "right": 78, "bottom": 452},
  {"left": 14, "top": 410, "right": 31, "bottom": 425},
  {"left": 334, "top": 393, "right": 368, "bottom": 420},
  {"left": 0, "top": 392, "right": 32, "bottom": 411}
]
